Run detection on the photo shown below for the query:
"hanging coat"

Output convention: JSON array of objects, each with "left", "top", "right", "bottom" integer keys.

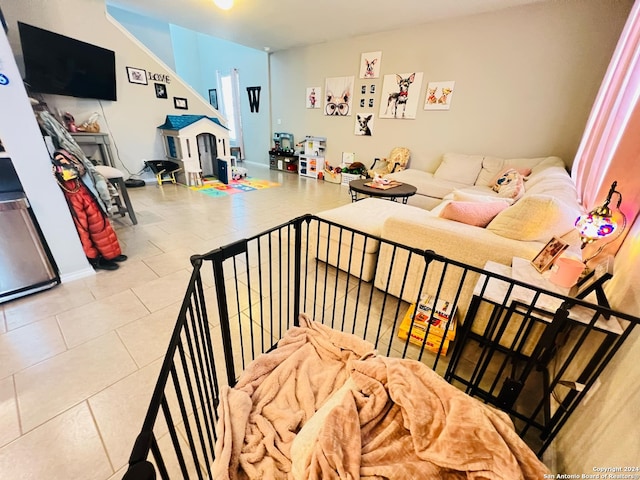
[{"left": 57, "top": 178, "right": 122, "bottom": 261}]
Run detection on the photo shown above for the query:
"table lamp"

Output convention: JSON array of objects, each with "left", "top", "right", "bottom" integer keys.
[{"left": 574, "top": 181, "right": 626, "bottom": 264}]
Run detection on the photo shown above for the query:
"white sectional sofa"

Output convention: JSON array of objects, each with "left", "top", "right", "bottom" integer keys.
[{"left": 315, "top": 153, "right": 585, "bottom": 315}]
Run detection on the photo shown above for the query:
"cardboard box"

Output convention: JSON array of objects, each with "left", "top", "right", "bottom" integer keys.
[
  {"left": 413, "top": 295, "right": 457, "bottom": 341},
  {"left": 397, "top": 300, "right": 457, "bottom": 355},
  {"left": 398, "top": 313, "right": 450, "bottom": 355}
]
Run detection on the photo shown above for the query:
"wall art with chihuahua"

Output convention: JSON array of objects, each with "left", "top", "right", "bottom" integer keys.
[
  {"left": 354, "top": 113, "right": 374, "bottom": 136},
  {"left": 359, "top": 51, "right": 382, "bottom": 79},
  {"left": 424, "top": 80, "right": 455, "bottom": 110},
  {"left": 378, "top": 72, "right": 424, "bottom": 119},
  {"left": 324, "top": 76, "right": 354, "bottom": 116}
]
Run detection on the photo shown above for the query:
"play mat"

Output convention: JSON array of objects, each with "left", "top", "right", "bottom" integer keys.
[{"left": 188, "top": 176, "right": 281, "bottom": 197}]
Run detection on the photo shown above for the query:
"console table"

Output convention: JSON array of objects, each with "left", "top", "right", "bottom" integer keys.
[{"left": 70, "top": 132, "right": 116, "bottom": 168}]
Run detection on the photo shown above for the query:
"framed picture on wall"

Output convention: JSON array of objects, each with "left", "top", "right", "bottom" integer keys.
[
  {"left": 174, "top": 97, "right": 188, "bottom": 110},
  {"left": 154, "top": 83, "right": 167, "bottom": 99},
  {"left": 208, "top": 89, "right": 218, "bottom": 109},
  {"left": 126, "top": 67, "right": 147, "bottom": 85}
]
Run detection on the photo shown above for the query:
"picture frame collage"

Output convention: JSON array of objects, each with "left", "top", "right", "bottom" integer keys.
[
  {"left": 306, "top": 50, "right": 456, "bottom": 138},
  {"left": 126, "top": 66, "right": 194, "bottom": 112}
]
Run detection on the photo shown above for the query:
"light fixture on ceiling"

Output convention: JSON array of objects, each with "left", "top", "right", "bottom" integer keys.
[
  {"left": 213, "top": 0, "right": 233, "bottom": 10},
  {"left": 574, "top": 180, "right": 627, "bottom": 263}
]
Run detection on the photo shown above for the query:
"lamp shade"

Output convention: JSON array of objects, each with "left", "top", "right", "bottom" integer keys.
[{"left": 575, "top": 209, "right": 617, "bottom": 246}]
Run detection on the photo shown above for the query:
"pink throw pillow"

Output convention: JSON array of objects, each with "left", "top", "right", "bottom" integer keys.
[{"left": 440, "top": 201, "right": 509, "bottom": 227}]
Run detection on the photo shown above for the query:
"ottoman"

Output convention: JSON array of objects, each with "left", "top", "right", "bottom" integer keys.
[{"left": 314, "top": 198, "right": 429, "bottom": 281}]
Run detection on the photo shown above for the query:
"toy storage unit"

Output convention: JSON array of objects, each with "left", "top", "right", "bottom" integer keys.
[{"left": 299, "top": 136, "right": 326, "bottom": 179}]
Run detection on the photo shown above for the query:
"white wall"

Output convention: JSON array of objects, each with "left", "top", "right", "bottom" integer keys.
[
  {"left": 3, "top": 0, "right": 226, "bottom": 178},
  {"left": 270, "top": 0, "right": 633, "bottom": 172},
  {"left": 107, "top": 6, "right": 271, "bottom": 165},
  {"left": 106, "top": 5, "right": 176, "bottom": 71},
  {"left": 0, "top": 28, "right": 93, "bottom": 281}
]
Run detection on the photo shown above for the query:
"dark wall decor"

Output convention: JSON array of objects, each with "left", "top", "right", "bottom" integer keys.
[
  {"left": 173, "top": 97, "right": 188, "bottom": 109},
  {"left": 247, "top": 86, "right": 261, "bottom": 113}
]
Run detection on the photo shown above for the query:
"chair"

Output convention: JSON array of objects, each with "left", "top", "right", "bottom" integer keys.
[
  {"left": 94, "top": 165, "right": 138, "bottom": 225},
  {"left": 144, "top": 160, "right": 181, "bottom": 185},
  {"left": 368, "top": 147, "right": 411, "bottom": 178}
]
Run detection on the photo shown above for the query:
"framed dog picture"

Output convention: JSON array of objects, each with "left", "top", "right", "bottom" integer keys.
[
  {"left": 359, "top": 51, "right": 382, "bottom": 79},
  {"left": 531, "top": 237, "right": 569, "bottom": 272},
  {"left": 354, "top": 113, "right": 374, "bottom": 136},
  {"left": 424, "top": 80, "right": 455, "bottom": 111},
  {"left": 378, "top": 72, "right": 423, "bottom": 119}
]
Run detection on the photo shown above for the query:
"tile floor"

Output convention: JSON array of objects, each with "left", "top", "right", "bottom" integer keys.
[{"left": 0, "top": 163, "right": 353, "bottom": 480}]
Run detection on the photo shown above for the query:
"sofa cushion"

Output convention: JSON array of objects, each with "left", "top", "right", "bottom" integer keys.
[
  {"left": 475, "top": 156, "right": 505, "bottom": 186},
  {"left": 433, "top": 153, "right": 484, "bottom": 185},
  {"left": 487, "top": 194, "right": 582, "bottom": 242},
  {"left": 452, "top": 189, "right": 512, "bottom": 204},
  {"left": 386, "top": 169, "right": 469, "bottom": 199},
  {"left": 440, "top": 201, "right": 509, "bottom": 227}
]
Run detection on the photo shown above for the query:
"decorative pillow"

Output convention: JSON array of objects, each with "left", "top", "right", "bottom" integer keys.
[
  {"left": 433, "top": 153, "right": 484, "bottom": 185},
  {"left": 487, "top": 194, "right": 582, "bottom": 242},
  {"left": 490, "top": 167, "right": 532, "bottom": 190},
  {"left": 497, "top": 174, "right": 525, "bottom": 201},
  {"left": 439, "top": 201, "right": 509, "bottom": 227}
]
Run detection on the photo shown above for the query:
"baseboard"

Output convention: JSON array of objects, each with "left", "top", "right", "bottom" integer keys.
[{"left": 60, "top": 266, "right": 95, "bottom": 283}]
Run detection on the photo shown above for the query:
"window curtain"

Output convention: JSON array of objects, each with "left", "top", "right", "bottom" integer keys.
[{"left": 572, "top": 0, "right": 640, "bottom": 212}]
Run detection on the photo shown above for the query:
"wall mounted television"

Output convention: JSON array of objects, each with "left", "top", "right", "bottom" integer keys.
[{"left": 18, "top": 22, "right": 117, "bottom": 101}]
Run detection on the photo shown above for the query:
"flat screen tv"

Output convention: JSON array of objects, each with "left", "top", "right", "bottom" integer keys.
[{"left": 18, "top": 22, "right": 117, "bottom": 101}]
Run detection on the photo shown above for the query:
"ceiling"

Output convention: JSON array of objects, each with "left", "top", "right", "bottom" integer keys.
[{"left": 107, "top": 0, "right": 548, "bottom": 52}]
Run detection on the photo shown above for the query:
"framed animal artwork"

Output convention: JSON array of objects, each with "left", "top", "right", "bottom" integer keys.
[
  {"left": 359, "top": 51, "right": 382, "bottom": 79},
  {"left": 354, "top": 113, "right": 374, "bottom": 136},
  {"left": 324, "top": 76, "right": 354, "bottom": 116},
  {"left": 306, "top": 86, "right": 321, "bottom": 109},
  {"left": 424, "top": 80, "right": 455, "bottom": 110},
  {"left": 378, "top": 72, "right": 424, "bottom": 119}
]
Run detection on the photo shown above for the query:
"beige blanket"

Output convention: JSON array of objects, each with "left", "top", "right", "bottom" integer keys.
[{"left": 212, "top": 315, "right": 549, "bottom": 480}]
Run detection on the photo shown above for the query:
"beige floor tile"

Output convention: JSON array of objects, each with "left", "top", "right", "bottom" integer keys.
[
  {"left": 15, "top": 332, "right": 137, "bottom": 432},
  {"left": 131, "top": 269, "right": 193, "bottom": 312},
  {"left": 0, "top": 316, "right": 67, "bottom": 379},
  {"left": 0, "top": 376, "right": 20, "bottom": 448},
  {"left": 117, "top": 303, "right": 182, "bottom": 368},
  {"left": 57, "top": 290, "right": 149, "bottom": 348},
  {"left": 89, "top": 359, "right": 163, "bottom": 471},
  {"left": 0, "top": 402, "right": 113, "bottom": 480},
  {"left": 82, "top": 259, "right": 160, "bottom": 300},
  {"left": 142, "top": 246, "right": 206, "bottom": 277},
  {"left": 0, "top": 309, "right": 6, "bottom": 334},
  {"left": 3, "top": 280, "right": 95, "bottom": 331}
]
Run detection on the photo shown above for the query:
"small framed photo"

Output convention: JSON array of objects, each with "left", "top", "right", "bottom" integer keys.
[
  {"left": 208, "top": 88, "right": 218, "bottom": 109},
  {"left": 361, "top": 85, "right": 366, "bottom": 94},
  {"left": 360, "top": 98, "right": 365, "bottom": 108},
  {"left": 126, "top": 67, "right": 147, "bottom": 85},
  {"left": 531, "top": 237, "right": 569, "bottom": 272},
  {"left": 154, "top": 83, "right": 167, "bottom": 99},
  {"left": 174, "top": 97, "right": 188, "bottom": 110},
  {"left": 370, "top": 84, "right": 376, "bottom": 94}
]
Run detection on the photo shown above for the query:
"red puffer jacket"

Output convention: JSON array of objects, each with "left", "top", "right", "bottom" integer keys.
[{"left": 59, "top": 179, "right": 122, "bottom": 261}]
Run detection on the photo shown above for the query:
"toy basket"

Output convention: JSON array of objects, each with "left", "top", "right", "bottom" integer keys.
[{"left": 341, "top": 172, "right": 366, "bottom": 186}]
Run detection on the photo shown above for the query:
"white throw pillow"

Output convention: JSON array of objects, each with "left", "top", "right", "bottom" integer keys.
[
  {"left": 487, "top": 194, "right": 581, "bottom": 242},
  {"left": 433, "top": 153, "right": 484, "bottom": 185}
]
